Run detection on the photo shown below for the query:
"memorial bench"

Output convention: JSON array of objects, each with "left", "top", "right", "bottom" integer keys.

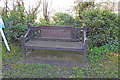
[{"left": 21, "top": 23, "right": 88, "bottom": 62}]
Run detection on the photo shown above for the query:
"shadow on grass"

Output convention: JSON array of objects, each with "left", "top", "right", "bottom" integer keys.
[{"left": 17, "top": 49, "right": 89, "bottom": 67}]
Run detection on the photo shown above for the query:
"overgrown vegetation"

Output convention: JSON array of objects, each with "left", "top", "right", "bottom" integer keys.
[
  {"left": 1, "top": 0, "right": 119, "bottom": 78},
  {"left": 1, "top": 0, "right": 41, "bottom": 42},
  {"left": 52, "top": 12, "right": 75, "bottom": 26},
  {"left": 2, "top": 42, "right": 118, "bottom": 78},
  {"left": 1, "top": 7, "right": 119, "bottom": 47},
  {"left": 82, "top": 9, "right": 119, "bottom": 47}
]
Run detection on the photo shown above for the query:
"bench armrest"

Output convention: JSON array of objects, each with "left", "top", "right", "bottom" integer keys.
[
  {"left": 83, "top": 25, "right": 86, "bottom": 38},
  {"left": 21, "top": 23, "right": 32, "bottom": 38},
  {"left": 20, "top": 27, "right": 31, "bottom": 38},
  {"left": 84, "top": 38, "right": 88, "bottom": 45},
  {"left": 83, "top": 25, "right": 88, "bottom": 44},
  {"left": 24, "top": 28, "right": 31, "bottom": 38},
  {"left": 20, "top": 28, "right": 31, "bottom": 43}
]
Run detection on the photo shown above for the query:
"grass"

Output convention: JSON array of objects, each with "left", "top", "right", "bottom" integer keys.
[{"left": 2, "top": 43, "right": 119, "bottom": 78}]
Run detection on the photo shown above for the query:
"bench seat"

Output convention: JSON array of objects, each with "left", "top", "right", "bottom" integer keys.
[{"left": 25, "top": 40, "right": 84, "bottom": 51}]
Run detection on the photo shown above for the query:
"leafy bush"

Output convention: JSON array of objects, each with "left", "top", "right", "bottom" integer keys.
[
  {"left": 52, "top": 12, "right": 83, "bottom": 27},
  {"left": 39, "top": 18, "right": 51, "bottom": 25},
  {"left": 87, "top": 37, "right": 119, "bottom": 60},
  {"left": 3, "top": 22, "right": 27, "bottom": 41},
  {"left": 2, "top": 13, "right": 27, "bottom": 42},
  {"left": 1, "top": 6, "right": 32, "bottom": 42},
  {"left": 52, "top": 12, "right": 75, "bottom": 26},
  {"left": 72, "top": 16, "right": 83, "bottom": 27},
  {"left": 81, "top": 9, "right": 118, "bottom": 47}
]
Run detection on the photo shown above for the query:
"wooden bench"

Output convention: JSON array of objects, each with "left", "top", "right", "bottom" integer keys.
[{"left": 21, "top": 23, "right": 88, "bottom": 63}]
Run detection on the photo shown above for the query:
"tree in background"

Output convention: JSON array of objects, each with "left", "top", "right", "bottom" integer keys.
[
  {"left": 43, "top": 0, "right": 52, "bottom": 22},
  {"left": 2, "top": 0, "right": 27, "bottom": 41},
  {"left": 95, "top": 0, "right": 117, "bottom": 12},
  {"left": 74, "top": 0, "right": 95, "bottom": 19},
  {"left": 26, "top": 0, "right": 41, "bottom": 23},
  {"left": 1, "top": 0, "right": 42, "bottom": 42},
  {"left": 2, "top": 0, "right": 9, "bottom": 15},
  {"left": 73, "top": 0, "right": 95, "bottom": 28}
]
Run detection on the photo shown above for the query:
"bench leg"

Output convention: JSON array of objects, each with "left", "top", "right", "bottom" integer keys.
[
  {"left": 22, "top": 46, "right": 26, "bottom": 57},
  {"left": 83, "top": 48, "right": 87, "bottom": 63},
  {"left": 32, "top": 49, "right": 34, "bottom": 51},
  {"left": 83, "top": 38, "right": 88, "bottom": 63},
  {"left": 21, "top": 40, "right": 26, "bottom": 57},
  {"left": 21, "top": 36, "right": 26, "bottom": 57}
]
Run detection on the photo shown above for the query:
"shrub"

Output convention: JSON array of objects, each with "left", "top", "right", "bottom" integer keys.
[
  {"left": 1, "top": 3, "right": 39, "bottom": 42},
  {"left": 2, "top": 6, "right": 28, "bottom": 42},
  {"left": 39, "top": 18, "right": 51, "bottom": 25},
  {"left": 52, "top": 12, "right": 75, "bottom": 26},
  {"left": 81, "top": 8, "right": 118, "bottom": 47},
  {"left": 87, "top": 38, "right": 119, "bottom": 61}
]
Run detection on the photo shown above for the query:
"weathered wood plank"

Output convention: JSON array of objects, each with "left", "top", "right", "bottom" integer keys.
[
  {"left": 31, "top": 26, "right": 84, "bottom": 30},
  {"left": 74, "top": 29, "right": 77, "bottom": 41},
  {"left": 78, "top": 30, "right": 81, "bottom": 41},
  {"left": 30, "top": 26, "right": 85, "bottom": 41},
  {"left": 36, "top": 29, "right": 39, "bottom": 38},
  {"left": 40, "top": 28, "right": 72, "bottom": 39},
  {"left": 83, "top": 38, "right": 88, "bottom": 63},
  {"left": 82, "top": 25, "right": 87, "bottom": 43},
  {"left": 26, "top": 46, "right": 83, "bottom": 51},
  {"left": 21, "top": 36, "right": 26, "bottom": 57},
  {"left": 25, "top": 40, "right": 84, "bottom": 50},
  {"left": 34, "top": 37, "right": 82, "bottom": 42},
  {"left": 71, "top": 29, "right": 73, "bottom": 39},
  {"left": 31, "top": 28, "right": 34, "bottom": 39},
  {"left": 24, "top": 28, "right": 30, "bottom": 38},
  {"left": 38, "top": 25, "right": 73, "bottom": 29},
  {"left": 35, "top": 29, "right": 38, "bottom": 38}
]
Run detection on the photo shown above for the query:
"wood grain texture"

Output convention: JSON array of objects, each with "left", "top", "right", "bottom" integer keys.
[
  {"left": 25, "top": 40, "right": 84, "bottom": 50},
  {"left": 29, "top": 25, "right": 85, "bottom": 41},
  {"left": 41, "top": 29, "right": 72, "bottom": 39},
  {"left": 26, "top": 46, "right": 83, "bottom": 51}
]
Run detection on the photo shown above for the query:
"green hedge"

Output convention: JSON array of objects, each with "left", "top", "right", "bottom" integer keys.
[
  {"left": 2, "top": 12, "right": 27, "bottom": 42},
  {"left": 81, "top": 9, "right": 119, "bottom": 47}
]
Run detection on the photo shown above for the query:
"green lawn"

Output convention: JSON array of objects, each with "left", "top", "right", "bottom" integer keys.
[{"left": 2, "top": 43, "right": 119, "bottom": 78}]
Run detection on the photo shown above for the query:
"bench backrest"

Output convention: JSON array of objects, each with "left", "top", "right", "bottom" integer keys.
[
  {"left": 40, "top": 25, "right": 72, "bottom": 39},
  {"left": 28, "top": 24, "right": 86, "bottom": 42}
]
